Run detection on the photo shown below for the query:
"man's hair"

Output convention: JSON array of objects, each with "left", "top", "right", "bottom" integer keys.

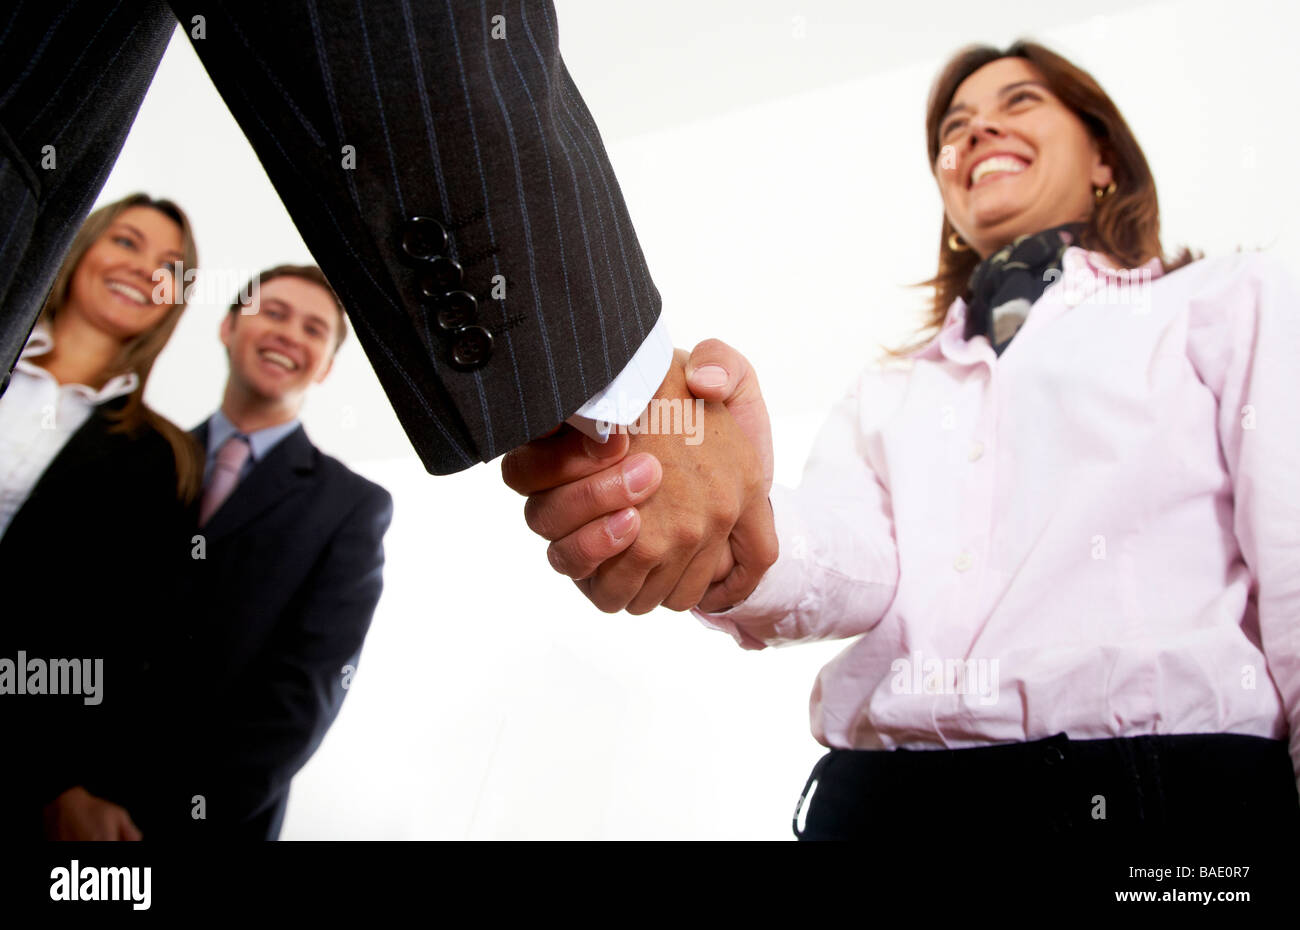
[{"left": 227, "top": 264, "right": 349, "bottom": 354}]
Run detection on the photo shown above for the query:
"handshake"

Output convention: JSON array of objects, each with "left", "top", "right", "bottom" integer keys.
[{"left": 501, "top": 340, "right": 777, "bottom": 615}]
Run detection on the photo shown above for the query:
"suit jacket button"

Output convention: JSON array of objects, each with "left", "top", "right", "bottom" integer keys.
[
  {"left": 450, "top": 325, "right": 493, "bottom": 370},
  {"left": 436, "top": 291, "right": 478, "bottom": 331},
  {"left": 401, "top": 216, "right": 448, "bottom": 261},
  {"left": 418, "top": 257, "right": 463, "bottom": 295}
]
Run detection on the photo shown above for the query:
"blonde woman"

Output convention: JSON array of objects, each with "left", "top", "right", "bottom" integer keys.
[{"left": 0, "top": 192, "right": 202, "bottom": 840}]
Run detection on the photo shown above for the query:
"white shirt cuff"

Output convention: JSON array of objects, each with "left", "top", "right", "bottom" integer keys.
[{"left": 566, "top": 314, "right": 673, "bottom": 442}]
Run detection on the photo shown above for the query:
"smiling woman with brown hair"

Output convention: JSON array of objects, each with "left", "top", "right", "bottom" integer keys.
[
  {"left": 508, "top": 39, "right": 1300, "bottom": 839},
  {"left": 912, "top": 40, "right": 1198, "bottom": 354},
  {"left": 0, "top": 192, "right": 202, "bottom": 840}
]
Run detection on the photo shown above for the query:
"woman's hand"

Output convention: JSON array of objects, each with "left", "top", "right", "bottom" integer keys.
[
  {"left": 43, "top": 786, "right": 143, "bottom": 841},
  {"left": 502, "top": 339, "right": 777, "bottom": 613}
]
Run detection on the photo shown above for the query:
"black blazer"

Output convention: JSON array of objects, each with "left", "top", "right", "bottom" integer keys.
[
  {"left": 0, "top": 1, "right": 662, "bottom": 473},
  {"left": 175, "top": 418, "right": 393, "bottom": 840},
  {"left": 0, "top": 397, "right": 193, "bottom": 839}
]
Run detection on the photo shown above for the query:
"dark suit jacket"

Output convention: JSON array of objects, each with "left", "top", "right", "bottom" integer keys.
[
  {"left": 0, "top": 397, "right": 193, "bottom": 839},
  {"left": 0, "top": 1, "right": 661, "bottom": 473},
  {"left": 176, "top": 418, "right": 393, "bottom": 840}
]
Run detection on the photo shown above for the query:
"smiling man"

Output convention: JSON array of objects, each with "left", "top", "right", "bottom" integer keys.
[{"left": 178, "top": 264, "right": 393, "bottom": 840}]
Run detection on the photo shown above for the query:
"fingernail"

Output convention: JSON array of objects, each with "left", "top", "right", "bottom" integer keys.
[
  {"left": 607, "top": 508, "right": 637, "bottom": 540},
  {"left": 690, "top": 365, "right": 728, "bottom": 388},
  {"left": 623, "top": 455, "right": 657, "bottom": 495}
]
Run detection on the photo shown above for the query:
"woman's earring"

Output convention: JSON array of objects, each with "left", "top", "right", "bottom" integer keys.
[
  {"left": 1094, "top": 181, "right": 1117, "bottom": 201},
  {"left": 948, "top": 232, "right": 971, "bottom": 252}
]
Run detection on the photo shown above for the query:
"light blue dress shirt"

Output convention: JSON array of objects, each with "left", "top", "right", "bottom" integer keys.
[{"left": 202, "top": 409, "right": 302, "bottom": 487}]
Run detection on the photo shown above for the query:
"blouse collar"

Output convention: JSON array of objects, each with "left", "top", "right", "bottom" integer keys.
[
  {"left": 16, "top": 322, "right": 141, "bottom": 405},
  {"left": 905, "top": 246, "right": 1167, "bottom": 362}
]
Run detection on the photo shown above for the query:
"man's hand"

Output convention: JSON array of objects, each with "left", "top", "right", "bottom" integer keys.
[
  {"left": 500, "top": 426, "right": 658, "bottom": 578},
  {"left": 43, "top": 786, "right": 143, "bottom": 841},
  {"left": 502, "top": 341, "right": 777, "bottom": 613}
]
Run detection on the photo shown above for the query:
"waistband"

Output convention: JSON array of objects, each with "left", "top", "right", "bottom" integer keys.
[{"left": 794, "top": 731, "right": 1299, "bottom": 837}]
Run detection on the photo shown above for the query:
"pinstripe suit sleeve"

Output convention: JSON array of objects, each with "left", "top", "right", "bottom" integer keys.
[
  {"left": 167, "top": 0, "right": 663, "bottom": 474},
  {"left": 0, "top": 1, "right": 176, "bottom": 400}
]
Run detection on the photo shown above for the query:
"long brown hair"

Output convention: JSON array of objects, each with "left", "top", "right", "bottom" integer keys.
[
  {"left": 898, "top": 40, "right": 1197, "bottom": 355},
  {"left": 36, "top": 193, "right": 204, "bottom": 501}
]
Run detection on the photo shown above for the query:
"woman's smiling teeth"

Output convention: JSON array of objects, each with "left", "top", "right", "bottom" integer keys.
[
  {"left": 106, "top": 280, "right": 149, "bottom": 304},
  {"left": 970, "top": 155, "right": 1029, "bottom": 188},
  {"left": 260, "top": 349, "right": 299, "bottom": 371}
]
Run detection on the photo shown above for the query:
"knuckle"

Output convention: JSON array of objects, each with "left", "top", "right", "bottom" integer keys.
[
  {"left": 577, "top": 470, "right": 612, "bottom": 515},
  {"left": 522, "top": 495, "right": 557, "bottom": 539},
  {"left": 626, "top": 539, "right": 666, "bottom": 571},
  {"left": 588, "top": 579, "right": 627, "bottom": 614},
  {"left": 673, "top": 523, "right": 705, "bottom": 551},
  {"left": 711, "top": 487, "right": 742, "bottom": 517},
  {"left": 546, "top": 542, "right": 577, "bottom": 578},
  {"left": 499, "top": 451, "right": 526, "bottom": 492},
  {"left": 572, "top": 527, "right": 615, "bottom": 569},
  {"left": 661, "top": 591, "right": 692, "bottom": 613},
  {"left": 625, "top": 589, "right": 663, "bottom": 615},
  {"left": 693, "top": 337, "right": 727, "bottom": 358}
]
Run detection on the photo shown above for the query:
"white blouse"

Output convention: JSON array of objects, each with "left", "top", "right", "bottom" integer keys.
[{"left": 0, "top": 324, "right": 139, "bottom": 539}]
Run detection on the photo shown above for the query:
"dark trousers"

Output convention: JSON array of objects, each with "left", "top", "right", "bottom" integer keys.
[{"left": 793, "top": 731, "right": 1300, "bottom": 840}]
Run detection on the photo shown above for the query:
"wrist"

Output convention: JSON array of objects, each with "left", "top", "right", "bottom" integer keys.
[{"left": 652, "top": 348, "right": 690, "bottom": 401}]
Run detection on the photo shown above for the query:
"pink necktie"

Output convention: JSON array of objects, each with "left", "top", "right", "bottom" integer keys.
[{"left": 199, "top": 434, "right": 251, "bottom": 527}]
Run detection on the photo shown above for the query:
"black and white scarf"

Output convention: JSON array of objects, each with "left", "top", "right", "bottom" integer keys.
[{"left": 962, "top": 222, "right": 1085, "bottom": 355}]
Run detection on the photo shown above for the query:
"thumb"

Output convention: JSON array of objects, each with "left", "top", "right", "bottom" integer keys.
[
  {"left": 684, "top": 337, "right": 749, "bottom": 404},
  {"left": 685, "top": 339, "right": 772, "bottom": 487}
]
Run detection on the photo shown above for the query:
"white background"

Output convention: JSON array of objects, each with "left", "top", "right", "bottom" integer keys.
[{"left": 93, "top": 0, "right": 1300, "bottom": 838}]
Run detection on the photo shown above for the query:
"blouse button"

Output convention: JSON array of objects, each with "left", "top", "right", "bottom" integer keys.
[
  {"left": 953, "top": 551, "right": 973, "bottom": 572},
  {"left": 968, "top": 440, "right": 984, "bottom": 462}
]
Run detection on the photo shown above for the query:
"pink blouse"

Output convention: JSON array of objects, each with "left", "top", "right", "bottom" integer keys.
[{"left": 696, "top": 247, "right": 1300, "bottom": 792}]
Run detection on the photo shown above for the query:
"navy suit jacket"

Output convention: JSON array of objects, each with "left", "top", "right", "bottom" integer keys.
[
  {"left": 0, "top": 1, "right": 661, "bottom": 473},
  {"left": 177, "top": 418, "right": 393, "bottom": 840}
]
